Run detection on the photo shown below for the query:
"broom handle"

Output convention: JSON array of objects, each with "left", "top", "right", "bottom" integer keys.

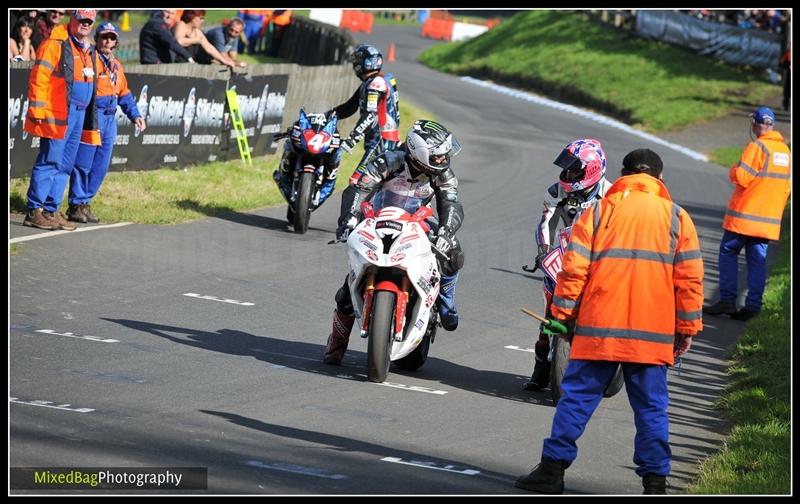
[{"left": 521, "top": 307, "right": 548, "bottom": 323}]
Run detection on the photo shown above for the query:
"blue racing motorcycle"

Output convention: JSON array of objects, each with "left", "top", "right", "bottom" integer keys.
[{"left": 274, "top": 109, "right": 342, "bottom": 234}]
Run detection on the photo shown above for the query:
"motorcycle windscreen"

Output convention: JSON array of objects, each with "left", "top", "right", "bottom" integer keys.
[{"left": 371, "top": 189, "right": 426, "bottom": 214}]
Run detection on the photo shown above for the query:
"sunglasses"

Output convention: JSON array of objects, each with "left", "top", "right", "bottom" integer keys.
[
  {"left": 100, "top": 34, "right": 118, "bottom": 41},
  {"left": 77, "top": 19, "right": 95, "bottom": 26}
]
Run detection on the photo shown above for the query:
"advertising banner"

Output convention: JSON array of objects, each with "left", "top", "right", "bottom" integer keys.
[{"left": 9, "top": 68, "right": 288, "bottom": 179}]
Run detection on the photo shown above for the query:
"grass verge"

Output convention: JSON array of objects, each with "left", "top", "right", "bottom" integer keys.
[
  {"left": 688, "top": 209, "right": 790, "bottom": 494},
  {"left": 418, "top": 10, "right": 780, "bottom": 133},
  {"left": 9, "top": 99, "right": 434, "bottom": 225},
  {"left": 708, "top": 147, "right": 743, "bottom": 168}
]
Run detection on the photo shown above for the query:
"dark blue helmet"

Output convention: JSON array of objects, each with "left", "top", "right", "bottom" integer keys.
[{"left": 350, "top": 44, "right": 382, "bottom": 78}]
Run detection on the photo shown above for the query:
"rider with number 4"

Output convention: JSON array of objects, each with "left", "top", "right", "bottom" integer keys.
[
  {"left": 327, "top": 44, "right": 400, "bottom": 185},
  {"left": 524, "top": 139, "right": 612, "bottom": 391},
  {"left": 323, "top": 120, "right": 464, "bottom": 365}
]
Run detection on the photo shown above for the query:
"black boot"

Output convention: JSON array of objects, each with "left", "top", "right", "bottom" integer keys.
[
  {"left": 515, "top": 457, "right": 568, "bottom": 494},
  {"left": 642, "top": 474, "right": 667, "bottom": 494},
  {"left": 524, "top": 334, "right": 550, "bottom": 391}
]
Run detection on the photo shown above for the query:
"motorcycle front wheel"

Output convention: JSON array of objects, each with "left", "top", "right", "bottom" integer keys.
[
  {"left": 293, "top": 171, "right": 315, "bottom": 234},
  {"left": 367, "top": 290, "right": 396, "bottom": 383}
]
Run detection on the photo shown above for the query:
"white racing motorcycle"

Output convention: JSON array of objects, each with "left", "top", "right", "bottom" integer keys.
[{"left": 341, "top": 189, "right": 447, "bottom": 383}]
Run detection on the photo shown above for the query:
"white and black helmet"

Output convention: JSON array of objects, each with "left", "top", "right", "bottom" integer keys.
[{"left": 405, "top": 120, "right": 461, "bottom": 175}]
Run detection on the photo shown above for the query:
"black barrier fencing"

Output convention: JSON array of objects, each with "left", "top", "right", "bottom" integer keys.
[
  {"left": 9, "top": 66, "right": 289, "bottom": 179},
  {"left": 277, "top": 16, "right": 355, "bottom": 65},
  {"left": 635, "top": 10, "right": 782, "bottom": 69}
]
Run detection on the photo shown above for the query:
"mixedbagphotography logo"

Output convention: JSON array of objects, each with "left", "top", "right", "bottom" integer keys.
[{"left": 10, "top": 467, "right": 208, "bottom": 491}]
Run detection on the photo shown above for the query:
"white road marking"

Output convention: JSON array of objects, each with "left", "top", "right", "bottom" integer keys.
[
  {"left": 460, "top": 76, "right": 709, "bottom": 162},
  {"left": 10, "top": 222, "right": 133, "bottom": 243},
  {"left": 251, "top": 349, "right": 320, "bottom": 362},
  {"left": 183, "top": 293, "right": 255, "bottom": 306},
  {"left": 505, "top": 345, "right": 537, "bottom": 353},
  {"left": 35, "top": 329, "right": 119, "bottom": 343},
  {"left": 375, "top": 381, "right": 448, "bottom": 395},
  {"left": 10, "top": 397, "right": 95, "bottom": 413},
  {"left": 244, "top": 460, "right": 348, "bottom": 480},
  {"left": 381, "top": 457, "right": 480, "bottom": 476}
]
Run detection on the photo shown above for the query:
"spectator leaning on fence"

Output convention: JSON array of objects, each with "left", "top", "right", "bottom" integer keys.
[
  {"left": 9, "top": 16, "right": 36, "bottom": 61},
  {"left": 704, "top": 107, "right": 791, "bottom": 322},
  {"left": 139, "top": 9, "right": 194, "bottom": 64},
  {"left": 173, "top": 10, "right": 235, "bottom": 68},
  {"left": 200, "top": 17, "right": 246, "bottom": 67},
  {"left": 67, "top": 22, "right": 146, "bottom": 224},
  {"left": 22, "top": 9, "right": 101, "bottom": 232}
]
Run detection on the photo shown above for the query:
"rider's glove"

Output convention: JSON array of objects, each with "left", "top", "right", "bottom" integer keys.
[
  {"left": 434, "top": 227, "right": 455, "bottom": 256},
  {"left": 341, "top": 136, "right": 357, "bottom": 153},
  {"left": 534, "top": 244, "right": 550, "bottom": 270},
  {"left": 673, "top": 333, "right": 692, "bottom": 358},
  {"left": 336, "top": 216, "right": 358, "bottom": 241}
]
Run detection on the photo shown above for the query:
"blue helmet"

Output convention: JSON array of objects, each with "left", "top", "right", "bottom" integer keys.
[
  {"left": 751, "top": 106, "right": 775, "bottom": 125},
  {"left": 350, "top": 44, "right": 382, "bottom": 78},
  {"left": 95, "top": 22, "right": 119, "bottom": 41}
]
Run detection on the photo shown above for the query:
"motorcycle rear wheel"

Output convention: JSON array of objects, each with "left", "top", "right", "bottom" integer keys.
[{"left": 549, "top": 336, "right": 625, "bottom": 405}]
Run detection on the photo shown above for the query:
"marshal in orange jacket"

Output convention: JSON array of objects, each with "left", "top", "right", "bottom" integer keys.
[
  {"left": 24, "top": 24, "right": 100, "bottom": 145},
  {"left": 551, "top": 173, "right": 704, "bottom": 366},
  {"left": 723, "top": 130, "right": 791, "bottom": 240}
]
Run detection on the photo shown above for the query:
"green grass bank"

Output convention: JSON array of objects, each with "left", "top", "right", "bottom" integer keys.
[
  {"left": 419, "top": 10, "right": 780, "bottom": 133},
  {"left": 689, "top": 210, "right": 791, "bottom": 494}
]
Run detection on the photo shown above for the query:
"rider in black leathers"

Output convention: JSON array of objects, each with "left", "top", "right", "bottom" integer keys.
[
  {"left": 327, "top": 44, "right": 400, "bottom": 185},
  {"left": 323, "top": 120, "right": 464, "bottom": 365}
]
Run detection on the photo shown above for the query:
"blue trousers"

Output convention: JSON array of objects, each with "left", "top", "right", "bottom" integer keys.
[
  {"left": 26, "top": 103, "right": 87, "bottom": 213},
  {"left": 543, "top": 360, "right": 671, "bottom": 477},
  {"left": 718, "top": 229, "right": 769, "bottom": 312},
  {"left": 70, "top": 111, "right": 117, "bottom": 205}
]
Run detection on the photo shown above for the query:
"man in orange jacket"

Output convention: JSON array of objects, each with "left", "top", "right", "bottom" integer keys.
[
  {"left": 22, "top": 9, "right": 101, "bottom": 231},
  {"left": 516, "top": 149, "right": 704, "bottom": 495},
  {"left": 704, "top": 107, "right": 791, "bottom": 321}
]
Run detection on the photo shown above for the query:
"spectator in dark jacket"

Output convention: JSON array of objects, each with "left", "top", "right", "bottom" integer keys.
[{"left": 139, "top": 9, "right": 194, "bottom": 64}]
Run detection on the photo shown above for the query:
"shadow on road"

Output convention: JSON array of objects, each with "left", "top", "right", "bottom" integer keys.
[
  {"left": 103, "top": 318, "right": 553, "bottom": 406},
  {"left": 175, "top": 199, "right": 333, "bottom": 234}
]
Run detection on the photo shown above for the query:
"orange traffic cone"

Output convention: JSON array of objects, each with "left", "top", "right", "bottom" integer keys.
[{"left": 387, "top": 42, "right": 396, "bottom": 62}]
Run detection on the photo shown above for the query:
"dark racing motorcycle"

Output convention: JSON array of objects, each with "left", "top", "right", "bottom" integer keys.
[{"left": 273, "top": 109, "right": 342, "bottom": 234}]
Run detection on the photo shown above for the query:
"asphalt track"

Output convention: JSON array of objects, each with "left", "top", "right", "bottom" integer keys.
[{"left": 10, "top": 25, "right": 764, "bottom": 494}]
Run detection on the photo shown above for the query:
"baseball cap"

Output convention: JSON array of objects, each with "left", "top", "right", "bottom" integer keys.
[
  {"left": 751, "top": 106, "right": 775, "bottom": 125},
  {"left": 72, "top": 9, "right": 97, "bottom": 21},
  {"left": 96, "top": 22, "right": 119, "bottom": 37},
  {"left": 622, "top": 148, "right": 663, "bottom": 176}
]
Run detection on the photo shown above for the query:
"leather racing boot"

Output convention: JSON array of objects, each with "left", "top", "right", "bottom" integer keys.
[{"left": 323, "top": 309, "right": 356, "bottom": 365}]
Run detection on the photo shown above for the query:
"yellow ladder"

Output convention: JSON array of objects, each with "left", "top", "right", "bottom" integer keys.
[{"left": 226, "top": 88, "right": 252, "bottom": 165}]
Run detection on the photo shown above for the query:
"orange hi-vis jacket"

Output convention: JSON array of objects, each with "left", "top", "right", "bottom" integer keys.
[
  {"left": 24, "top": 25, "right": 100, "bottom": 145},
  {"left": 271, "top": 10, "right": 292, "bottom": 26},
  {"left": 551, "top": 174, "right": 704, "bottom": 366},
  {"left": 723, "top": 130, "right": 791, "bottom": 240}
]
